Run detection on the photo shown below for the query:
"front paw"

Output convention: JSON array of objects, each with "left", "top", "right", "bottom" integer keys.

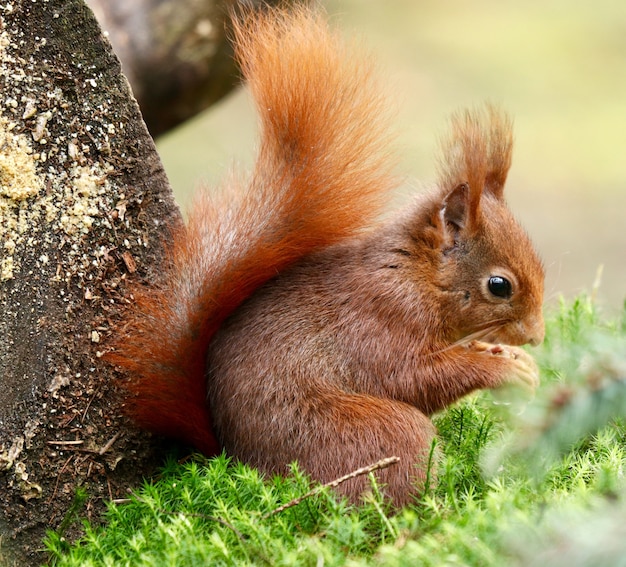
[{"left": 468, "top": 340, "right": 540, "bottom": 392}]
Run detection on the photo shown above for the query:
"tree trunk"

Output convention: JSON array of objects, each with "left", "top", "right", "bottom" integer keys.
[
  {"left": 0, "top": 0, "right": 179, "bottom": 564},
  {"left": 85, "top": 0, "right": 289, "bottom": 137}
]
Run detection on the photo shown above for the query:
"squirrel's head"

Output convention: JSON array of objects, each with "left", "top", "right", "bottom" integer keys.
[{"left": 427, "top": 105, "right": 545, "bottom": 347}]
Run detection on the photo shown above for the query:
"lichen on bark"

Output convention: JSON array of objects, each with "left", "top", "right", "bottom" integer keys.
[{"left": 0, "top": 0, "right": 179, "bottom": 563}]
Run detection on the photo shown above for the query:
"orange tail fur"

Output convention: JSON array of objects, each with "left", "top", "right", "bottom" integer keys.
[{"left": 108, "top": 6, "right": 397, "bottom": 453}]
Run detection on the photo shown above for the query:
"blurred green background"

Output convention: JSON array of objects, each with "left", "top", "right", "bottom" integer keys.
[{"left": 157, "top": 0, "right": 626, "bottom": 311}]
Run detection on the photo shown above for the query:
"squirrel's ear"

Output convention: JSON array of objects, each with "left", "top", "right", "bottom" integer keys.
[{"left": 440, "top": 182, "right": 480, "bottom": 242}]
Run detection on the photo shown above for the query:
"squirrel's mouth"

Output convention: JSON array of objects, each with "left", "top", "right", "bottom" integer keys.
[
  {"left": 481, "top": 318, "right": 545, "bottom": 348},
  {"left": 450, "top": 316, "right": 544, "bottom": 349}
]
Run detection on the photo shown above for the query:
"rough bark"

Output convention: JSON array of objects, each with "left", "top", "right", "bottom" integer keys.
[
  {"left": 85, "top": 0, "right": 289, "bottom": 137},
  {"left": 0, "top": 0, "right": 179, "bottom": 564}
]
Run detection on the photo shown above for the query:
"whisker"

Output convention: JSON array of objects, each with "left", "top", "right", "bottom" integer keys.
[
  {"left": 420, "top": 319, "right": 510, "bottom": 357},
  {"left": 544, "top": 252, "right": 568, "bottom": 303},
  {"left": 451, "top": 321, "right": 507, "bottom": 346}
]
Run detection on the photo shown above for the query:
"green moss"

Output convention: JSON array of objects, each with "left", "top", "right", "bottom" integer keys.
[{"left": 46, "top": 297, "right": 626, "bottom": 566}]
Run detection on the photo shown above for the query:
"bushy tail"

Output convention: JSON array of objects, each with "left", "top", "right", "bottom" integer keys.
[{"left": 108, "top": 5, "right": 397, "bottom": 453}]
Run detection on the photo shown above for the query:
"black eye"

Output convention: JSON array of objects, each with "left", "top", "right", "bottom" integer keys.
[{"left": 488, "top": 276, "right": 512, "bottom": 299}]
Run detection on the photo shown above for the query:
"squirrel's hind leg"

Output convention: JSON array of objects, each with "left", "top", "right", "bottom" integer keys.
[
  {"left": 298, "top": 393, "right": 437, "bottom": 507},
  {"left": 232, "top": 391, "right": 438, "bottom": 508}
]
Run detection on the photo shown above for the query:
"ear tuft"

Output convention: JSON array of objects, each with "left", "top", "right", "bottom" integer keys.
[{"left": 437, "top": 104, "right": 513, "bottom": 202}]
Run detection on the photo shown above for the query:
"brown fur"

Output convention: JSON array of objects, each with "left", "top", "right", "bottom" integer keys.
[{"left": 111, "top": 6, "right": 544, "bottom": 507}]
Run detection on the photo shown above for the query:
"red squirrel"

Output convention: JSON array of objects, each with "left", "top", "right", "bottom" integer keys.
[{"left": 110, "top": 6, "right": 545, "bottom": 507}]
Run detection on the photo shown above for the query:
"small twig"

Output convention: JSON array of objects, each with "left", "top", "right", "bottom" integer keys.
[
  {"left": 106, "top": 474, "right": 113, "bottom": 501},
  {"left": 98, "top": 431, "right": 121, "bottom": 455},
  {"left": 111, "top": 498, "right": 132, "bottom": 505},
  {"left": 47, "top": 454, "right": 75, "bottom": 504},
  {"left": 46, "top": 440, "right": 84, "bottom": 446},
  {"left": 81, "top": 386, "right": 100, "bottom": 422},
  {"left": 263, "top": 456, "right": 400, "bottom": 519}
]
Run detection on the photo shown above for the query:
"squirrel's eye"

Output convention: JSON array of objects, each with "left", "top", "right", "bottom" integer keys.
[{"left": 488, "top": 276, "right": 512, "bottom": 299}]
